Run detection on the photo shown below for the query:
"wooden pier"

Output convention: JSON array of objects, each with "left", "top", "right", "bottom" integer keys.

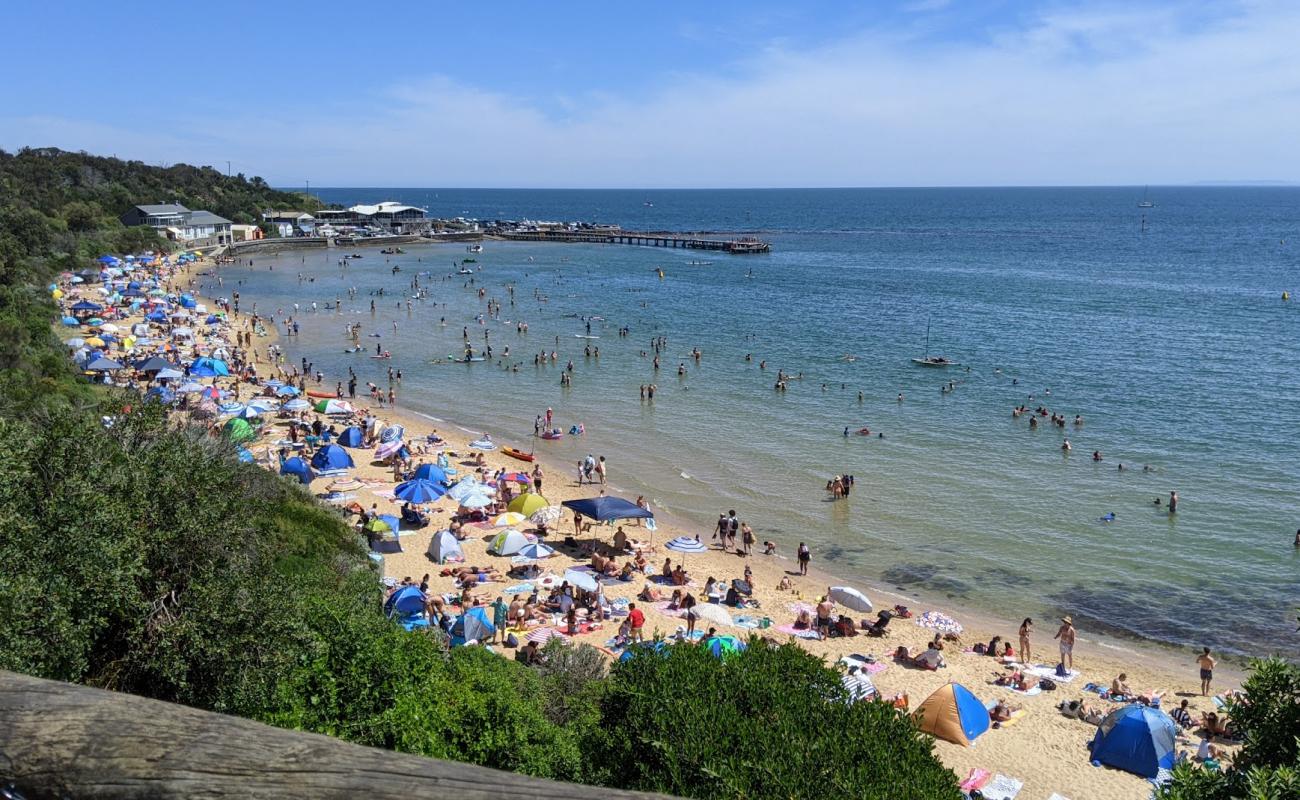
[{"left": 499, "top": 230, "right": 770, "bottom": 253}]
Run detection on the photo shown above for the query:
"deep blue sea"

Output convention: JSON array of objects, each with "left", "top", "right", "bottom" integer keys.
[{"left": 235, "top": 187, "right": 1300, "bottom": 658}]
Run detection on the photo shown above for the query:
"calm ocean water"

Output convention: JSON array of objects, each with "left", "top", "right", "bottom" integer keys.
[{"left": 232, "top": 187, "right": 1300, "bottom": 658}]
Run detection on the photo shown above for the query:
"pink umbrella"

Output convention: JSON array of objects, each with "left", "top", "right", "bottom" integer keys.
[{"left": 374, "top": 440, "right": 404, "bottom": 460}]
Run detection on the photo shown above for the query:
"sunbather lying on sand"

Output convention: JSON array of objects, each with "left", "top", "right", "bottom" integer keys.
[
  {"left": 638, "top": 582, "right": 662, "bottom": 602},
  {"left": 989, "top": 700, "right": 1021, "bottom": 723}
]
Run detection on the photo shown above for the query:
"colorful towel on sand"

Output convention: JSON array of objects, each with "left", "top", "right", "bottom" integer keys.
[
  {"left": 1009, "top": 684, "right": 1043, "bottom": 697},
  {"left": 982, "top": 774, "right": 1024, "bottom": 800},
  {"left": 959, "top": 768, "right": 991, "bottom": 791},
  {"left": 838, "top": 654, "right": 888, "bottom": 675},
  {"left": 787, "top": 601, "right": 815, "bottom": 615},
  {"left": 651, "top": 602, "right": 683, "bottom": 616},
  {"left": 503, "top": 583, "right": 534, "bottom": 595},
  {"left": 775, "top": 624, "right": 822, "bottom": 640},
  {"left": 733, "top": 615, "right": 762, "bottom": 629}
]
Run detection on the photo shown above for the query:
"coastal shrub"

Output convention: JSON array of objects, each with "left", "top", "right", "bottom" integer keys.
[
  {"left": 585, "top": 638, "right": 961, "bottom": 800},
  {"left": 532, "top": 640, "right": 609, "bottom": 727},
  {"left": 1157, "top": 657, "right": 1300, "bottom": 800}
]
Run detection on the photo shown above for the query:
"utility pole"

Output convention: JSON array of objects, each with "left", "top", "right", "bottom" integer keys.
[{"left": 226, "top": 160, "right": 231, "bottom": 177}]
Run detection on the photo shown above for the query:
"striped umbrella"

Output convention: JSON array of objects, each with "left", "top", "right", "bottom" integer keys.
[
  {"left": 916, "top": 611, "right": 964, "bottom": 635},
  {"left": 665, "top": 536, "right": 707, "bottom": 554},
  {"left": 527, "top": 627, "right": 568, "bottom": 645},
  {"left": 515, "top": 542, "right": 556, "bottom": 560},
  {"left": 494, "top": 512, "right": 527, "bottom": 527},
  {"left": 528, "top": 505, "right": 564, "bottom": 526}
]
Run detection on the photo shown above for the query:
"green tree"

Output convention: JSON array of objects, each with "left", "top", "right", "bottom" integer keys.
[
  {"left": 1157, "top": 657, "right": 1300, "bottom": 800},
  {"left": 586, "top": 639, "right": 960, "bottom": 800}
]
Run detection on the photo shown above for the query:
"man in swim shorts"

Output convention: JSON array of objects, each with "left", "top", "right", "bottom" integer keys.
[
  {"left": 1054, "top": 616, "right": 1076, "bottom": 670},
  {"left": 1197, "top": 647, "right": 1216, "bottom": 696}
]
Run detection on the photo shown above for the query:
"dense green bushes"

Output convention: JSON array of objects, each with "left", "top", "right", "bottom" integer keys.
[
  {"left": 588, "top": 641, "right": 961, "bottom": 799},
  {"left": 1156, "top": 657, "right": 1300, "bottom": 800}
]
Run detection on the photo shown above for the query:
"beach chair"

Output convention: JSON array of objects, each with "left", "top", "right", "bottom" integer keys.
[{"left": 863, "top": 610, "right": 893, "bottom": 637}]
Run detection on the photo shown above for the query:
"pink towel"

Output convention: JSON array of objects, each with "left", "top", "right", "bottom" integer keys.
[{"left": 960, "top": 768, "right": 991, "bottom": 792}]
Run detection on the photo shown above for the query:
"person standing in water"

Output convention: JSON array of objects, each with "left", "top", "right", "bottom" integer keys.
[{"left": 1169, "top": 491, "right": 1179, "bottom": 514}]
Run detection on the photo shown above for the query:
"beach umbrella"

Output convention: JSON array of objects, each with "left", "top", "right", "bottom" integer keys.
[
  {"left": 275, "top": 384, "right": 300, "bottom": 397},
  {"left": 155, "top": 367, "right": 185, "bottom": 381},
  {"left": 327, "top": 477, "right": 365, "bottom": 492},
  {"left": 264, "top": 379, "right": 284, "bottom": 388},
  {"left": 65, "top": 338, "right": 85, "bottom": 348},
  {"left": 394, "top": 478, "right": 445, "bottom": 504},
  {"left": 458, "top": 493, "right": 493, "bottom": 509},
  {"left": 526, "top": 627, "right": 568, "bottom": 645},
  {"left": 235, "top": 447, "right": 256, "bottom": 464},
  {"left": 562, "top": 495, "right": 654, "bottom": 522},
  {"left": 701, "top": 634, "right": 746, "bottom": 658},
  {"left": 245, "top": 397, "right": 280, "bottom": 412},
  {"left": 379, "top": 424, "right": 404, "bottom": 443},
  {"left": 85, "top": 356, "right": 124, "bottom": 372},
  {"left": 314, "top": 399, "right": 355, "bottom": 415},
  {"left": 412, "top": 462, "right": 446, "bottom": 483},
  {"left": 562, "top": 569, "right": 599, "bottom": 593},
  {"left": 828, "top": 586, "right": 874, "bottom": 613},
  {"left": 529, "top": 505, "right": 564, "bottom": 526},
  {"left": 507, "top": 492, "right": 549, "bottom": 517},
  {"left": 282, "top": 398, "right": 310, "bottom": 411},
  {"left": 176, "top": 381, "right": 206, "bottom": 393},
  {"left": 447, "top": 478, "right": 487, "bottom": 502},
  {"left": 516, "top": 542, "right": 555, "bottom": 560},
  {"left": 200, "top": 386, "right": 223, "bottom": 401},
  {"left": 501, "top": 471, "right": 532, "bottom": 485},
  {"left": 494, "top": 511, "right": 527, "bottom": 527},
  {"left": 83, "top": 337, "right": 106, "bottom": 348},
  {"left": 691, "top": 603, "right": 734, "bottom": 628},
  {"left": 60, "top": 316, "right": 80, "bottom": 326},
  {"left": 99, "top": 323, "right": 120, "bottom": 333},
  {"left": 145, "top": 386, "right": 175, "bottom": 404},
  {"left": 234, "top": 406, "right": 263, "bottom": 420},
  {"left": 665, "top": 536, "right": 708, "bottom": 555},
  {"left": 374, "top": 440, "right": 405, "bottom": 460}
]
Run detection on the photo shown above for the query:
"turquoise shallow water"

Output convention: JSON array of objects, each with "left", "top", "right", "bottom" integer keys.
[{"left": 225, "top": 187, "right": 1300, "bottom": 658}]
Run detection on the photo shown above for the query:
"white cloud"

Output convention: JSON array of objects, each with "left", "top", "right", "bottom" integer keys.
[{"left": 2, "top": 1, "right": 1297, "bottom": 187}]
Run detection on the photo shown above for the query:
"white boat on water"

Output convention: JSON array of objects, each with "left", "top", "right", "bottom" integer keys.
[
  {"left": 1137, "top": 185, "right": 1155, "bottom": 208},
  {"left": 467, "top": 244, "right": 483, "bottom": 253},
  {"left": 911, "top": 318, "right": 958, "bottom": 367}
]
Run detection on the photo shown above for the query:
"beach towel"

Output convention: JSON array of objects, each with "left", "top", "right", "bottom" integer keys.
[
  {"left": 1024, "top": 663, "right": 1081, "bottom": 683},
  {"left": 787, "top": 601, "right": 815, "bottom": 615},
  {"left": 733, "top": 615, "right": 762, "bottom": 630},
  {"left": 1009, "top": 684, "right": 1043, "bottom": 697},
  {"left": 1047, "top": 794, "right": 1072, "bottom": 800},
  {"left": 959, "top": 768, "right": 991, "bottom": 792},
  {"left": 503, "top": 583, "right": 534, "bottom": 595},
  {"left": 775, "top": 623, "right": 822, "bottom": 640},
  {"left": 651, "top": 601, "right": 683, "bottom": 617},
  {"left": 838, "top": 654, "right": 888, "bottom": 675},
  {"left": 981, "top": 774, "right": 1024, "bottom": 800}
]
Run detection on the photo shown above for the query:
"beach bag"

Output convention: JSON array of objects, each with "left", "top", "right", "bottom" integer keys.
[
  {"left": 1039, "top": 678, "right": 1057, "bottom": 691},
  {"left": 1055, "top": 662, "right": 1069, "bottom": 677},
  {"left": 973, "top": 643, "right": 987, "bottom": 655},
  {"left": 505, "top": 633, "right": 519, "bottom": 648}
]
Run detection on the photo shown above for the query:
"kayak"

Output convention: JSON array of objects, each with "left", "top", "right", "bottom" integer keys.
[
  {"left": 306, "top": 390, "right": 336, "bottom": 399},
  {"left": 502, "top": 447, "right": 535, "bottom": 462}
]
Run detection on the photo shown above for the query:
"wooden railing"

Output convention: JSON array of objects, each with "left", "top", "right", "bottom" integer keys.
[{"left": 0, "top": 670, "right": 674, "bottom": 799}]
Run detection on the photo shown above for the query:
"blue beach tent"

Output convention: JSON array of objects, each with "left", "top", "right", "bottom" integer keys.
[
  {"left": 189, "top": 357, "right": 229, "bottom": 378},
  {"left": 279, "top": 456, "right": 315, "bottom": 484},
  {"left": 561, "top": 495, "right": 654, "bottom": 522},
  {"left": 310, "top": 443, "right": 354, "bottom": 471},
  {"left": 1089, "top": 704, "right": 1178, "bottom": 778},
  {"left": 451, "top": 606, "right": 494, "bottom": 645},
  {"left": 337, "top": 426, "right": 364, "bottom": 448}
]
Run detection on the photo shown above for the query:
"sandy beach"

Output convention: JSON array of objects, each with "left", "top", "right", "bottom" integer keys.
[{"left": 80, "top": 251, "right": 1246, "bottom": 800}]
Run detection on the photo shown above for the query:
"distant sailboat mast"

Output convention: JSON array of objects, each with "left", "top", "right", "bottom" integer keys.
[{"left": 1138, "top": 185, "right": 1155, "bottom": 208}]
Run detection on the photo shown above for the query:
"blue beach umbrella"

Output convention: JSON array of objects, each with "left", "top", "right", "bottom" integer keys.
[
  {"left": 516, "top": 542, "right": 556, "bottom": 560},
  {"left": 145, "top": 386, "right": 175, "bottom": 404},
  {"left": 282, "top": 398, "right": 311, "bottom": 411},
  {"left": 394, "top": 478, "right": 446, "bottom": 504},
  {"left": 701, "top": 635, "right": 747, "bottom": 658},
  {"left": 412, "top": 463, "right": 448, "bottom": 484},
  {"left": 85, "top": 356, "right": 124, "bottom": 372},
  {"left": 236, "top": 447, "right": 256, "bottom": 463},
  {"left": 665, "top": 536, "right": 708, "bottom": 555},
  {"left": 275, "top": 384, "right": 300, "bottom": 397},
  {"left": 61, "top": 316, "right": 80, "bottom": 326},
  {"left": 562, "top": 495, "right": 654, "bottom": 522}
]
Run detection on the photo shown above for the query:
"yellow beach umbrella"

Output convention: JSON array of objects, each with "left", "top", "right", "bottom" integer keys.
[
  {"left": 84, "top": 337, "right": 105, "bottom": 347},
  {"left": 52, "top": 288, "right": 64, "bottom": 299},
  {"left": 507, "top": 492, "right": 548, "bottom": 517},
  {"left": 493, "top": 511, "right": 527, "bottom": 528}
]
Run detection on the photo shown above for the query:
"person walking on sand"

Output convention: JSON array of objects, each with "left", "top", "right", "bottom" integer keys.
[
  {"left": 627, "top": 602, "right": 645, "bottom": 643},
  {"left": 797, "top": 542, "right": 811, "bottom": 575},
  {"left": 1054, "top": 616, "right": 1076, "bottom": 671},
  {"left": 1197, "top": 647, "right": 1216, "bottom": 696},
  {"left": 490, "top": 596, "right": 508, "bottom": 643},
  {"left": 596, "top": 455, "right": 607, "bottom": 486},
  {"left": 1019, "top": 618, "right": 1033, "bottom": 664}
]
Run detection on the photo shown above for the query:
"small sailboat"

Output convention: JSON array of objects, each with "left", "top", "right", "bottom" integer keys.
[
  {"left": 1137, "top": 186, "right": 1155, "bottom": 208},
  {"left": 911, "top": 318, "right": 958, "bottom": 367}
]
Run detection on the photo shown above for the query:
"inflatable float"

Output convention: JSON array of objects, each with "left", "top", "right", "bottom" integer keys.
[{"left": 540, "top": 429, "right": 564, "bottom": 440}]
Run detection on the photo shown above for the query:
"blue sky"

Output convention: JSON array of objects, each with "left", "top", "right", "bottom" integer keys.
[{"left": 1, "top": 0, "right": 1296, "bottom": 187}]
